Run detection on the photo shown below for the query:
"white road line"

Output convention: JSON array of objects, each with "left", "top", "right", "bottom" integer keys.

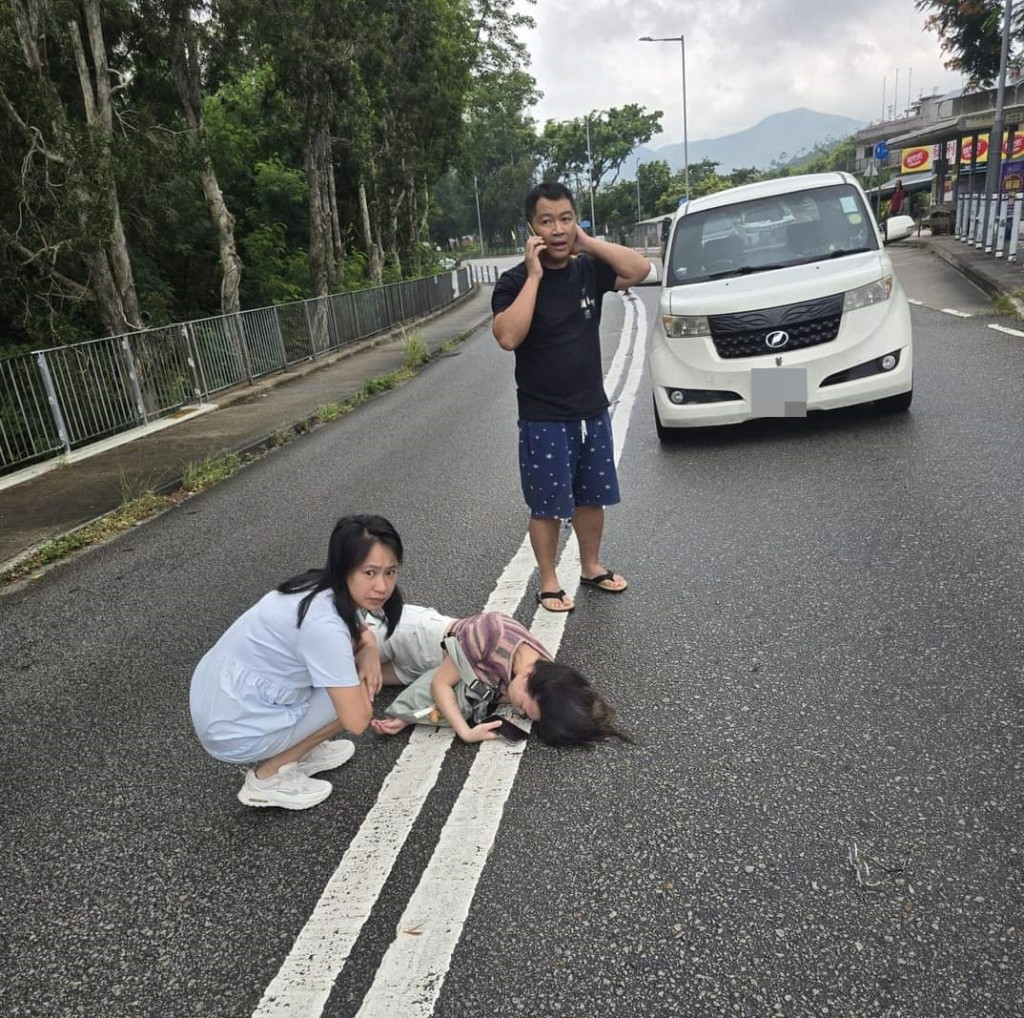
[
  {"left": 940, "top": 307, "right": 973, "bottom": 317},
  {"left": 988, "top": 323, "right": 1024, "bottom": 337},
  {"left": 251, "top": 727, "right": 454, "bottom": 1017},
  {"left": 907, "top": 298, "right": 924, "bottom": 306},
  {"left": 354, "top": 294, "right": 648, "bottom": 1018}
]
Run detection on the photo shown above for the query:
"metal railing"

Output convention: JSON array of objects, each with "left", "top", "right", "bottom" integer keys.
[
  {"left": 953, "top": 190, "right": 1024, "bottom": 261},
  {"left": 0, "top": 268, "right": 471, "bottom": 476}
]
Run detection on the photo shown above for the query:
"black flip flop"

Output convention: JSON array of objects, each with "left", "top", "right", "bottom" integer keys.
[
  {"left": 536, "top": 589, "right": 574, "bottom": 612},
  {"left": 579, "top": 571, "right": 628, "bottom": 593}
]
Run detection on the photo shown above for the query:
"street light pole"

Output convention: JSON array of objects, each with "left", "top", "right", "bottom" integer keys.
[
  {"left": 639, "top": 33, "right": 690, "bottom": 200},
  {"left": 982, "top": 0, "right": 1014, "bottom": 249},
  {"left": 585, "top": 115, "right": 598, "bottom": 233},
  {"left": 474, "top": 175, "right": 486, "bottom": 259}
]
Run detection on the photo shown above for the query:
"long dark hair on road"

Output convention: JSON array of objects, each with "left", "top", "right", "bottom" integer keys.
[
  {"left": 527, "top": 661, "right": 631, "bottom": 748},
  {"left": 277, "top": 514, "right": 404, "bottom": 642}
]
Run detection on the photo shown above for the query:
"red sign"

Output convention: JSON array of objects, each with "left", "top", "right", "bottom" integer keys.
[
  {"left": 1002, "top": 135, "right": 1024, "bottom": 158},
  {"left": 961, "top": 137, "right": 989, "bottom": 162},
  {"left": 902, "top": 147, "right": 930, "bottom": 171}
]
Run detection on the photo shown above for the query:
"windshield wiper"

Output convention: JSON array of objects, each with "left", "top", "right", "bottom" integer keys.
[
  {"left": 706, "top": 263, "right": 789, "bottom": 280},
  {"left": 826, "top": 247, "right": 872, "bottom": 258}
]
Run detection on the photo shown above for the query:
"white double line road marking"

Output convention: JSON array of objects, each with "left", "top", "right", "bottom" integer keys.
[
  {"left": 355, "top": 293, "right": 648, "bottom": 1018},
  {"left": 253, "top": 292, "right": 648, "bottom": 1018}
]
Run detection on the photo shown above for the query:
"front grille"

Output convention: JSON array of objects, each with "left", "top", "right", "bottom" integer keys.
[{"left": 709, "top": 293, "right": 843, "bottom": 359}]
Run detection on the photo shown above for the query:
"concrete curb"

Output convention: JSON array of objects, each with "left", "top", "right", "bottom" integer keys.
[{"left": 913, "top": 239, "right": 1024, "bottom": 316}]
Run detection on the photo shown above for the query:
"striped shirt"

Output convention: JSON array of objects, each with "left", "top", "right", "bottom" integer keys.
[{"left": 448, "top": 612, "right": 550, "bottom": 694}]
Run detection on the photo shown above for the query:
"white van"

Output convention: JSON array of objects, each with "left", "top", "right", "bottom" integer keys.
[{"left": 649, "top": 172, "right": 913, "bottom": 441}]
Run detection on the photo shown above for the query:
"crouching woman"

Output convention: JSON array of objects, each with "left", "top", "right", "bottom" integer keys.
[
  {"left": 189, "top": 514, "right": 403, "bottom": 809},
  {"left": 369, "top": 607, "right": 629, "bottom": 747}
]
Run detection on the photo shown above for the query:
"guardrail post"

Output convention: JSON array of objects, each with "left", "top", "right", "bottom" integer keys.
[
  {"left": 971, "top": 194, "right": 984, "bottom": 246},
  {"left": 119, "top": 336, "right": 148, "bottom": 423},
  {"left": 994, "top": 195, "right": 1010, "bottom": 257},
  {"left": 35, "top": 351, "right": 71, "bottom": 456},
  {"left": 182, "top": 324, "right": 208, "bottom": 401},
  {"left": 1010, "top": 193, "right": 1023, "bottom": 262},
  {"left": 985, "top": 193, "right": 1000, "bottom": 253},
  {"left": 955, "top": 195, "right": 965, "bottom": 238}
]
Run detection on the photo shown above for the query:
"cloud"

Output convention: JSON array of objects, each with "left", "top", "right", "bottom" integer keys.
[{"left": 515, "top": 0, "right": 965, "bottom": 141}]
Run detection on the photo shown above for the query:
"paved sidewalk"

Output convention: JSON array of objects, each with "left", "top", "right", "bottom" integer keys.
[
  {"left": 913, "top": 230, "right": 1024, "bottom": 309},
  {"left": 0, "top": 286, "right": 494, "bottom": 571}
]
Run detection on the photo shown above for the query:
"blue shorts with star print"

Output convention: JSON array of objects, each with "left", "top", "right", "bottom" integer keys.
[{"left": 518, "top": 410, "right": 621, "bottom": 519}]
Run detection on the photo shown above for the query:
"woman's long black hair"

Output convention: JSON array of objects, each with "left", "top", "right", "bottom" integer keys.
[{"left": 277, "top": 514, "right": 404, "bottom": 642}]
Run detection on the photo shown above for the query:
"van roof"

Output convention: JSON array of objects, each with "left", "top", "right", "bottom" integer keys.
[{"left": 678, "top": 172, "right": 857, "bottom": 219}]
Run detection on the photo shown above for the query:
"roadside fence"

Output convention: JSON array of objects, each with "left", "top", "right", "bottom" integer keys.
[
  {"left": 0, "top": 268, "right": 471, "bottom": 477},
  {"left": 468, "top": 264, "right": 503, "bottom": 284},
  {"left": 953, "top": 190, "right": 1024, "bottom": 261}
]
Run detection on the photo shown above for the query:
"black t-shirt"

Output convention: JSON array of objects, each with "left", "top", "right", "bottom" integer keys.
[{"left": 492, "top": 254, "right": 618, "bottom": 421}]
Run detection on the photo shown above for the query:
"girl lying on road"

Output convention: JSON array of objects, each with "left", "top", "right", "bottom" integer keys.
[
  {"left": 189, "top": 514, "right": 401, "bottom": 810},
  {"left": 366, "top": 605, "right": 629, "bottom": 747}
]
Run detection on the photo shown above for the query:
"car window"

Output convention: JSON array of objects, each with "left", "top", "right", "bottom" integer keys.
[{"left": 667, "top": 184, "right": 877, "bottom": 285}]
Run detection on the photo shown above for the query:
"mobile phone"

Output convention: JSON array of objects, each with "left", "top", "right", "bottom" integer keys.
[{"left": 480, "top": 714, "right": 529, "bottom": 745}]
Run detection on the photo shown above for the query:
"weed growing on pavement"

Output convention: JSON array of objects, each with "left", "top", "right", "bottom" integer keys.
[
  {"left": 403, "top": 330, "right": 429, "bottom": 369},
  {"left": 0, "top": 490, "right": 172, "bottom": 585},
  {"left": 181, "top": 452, "right": 242, "bottom": 492},
  {"left": 992, "top": 291, "right": 1022, "bottom": 317},
  {"left": 316, "top": 402, "right": 349, "bottom": 423}
]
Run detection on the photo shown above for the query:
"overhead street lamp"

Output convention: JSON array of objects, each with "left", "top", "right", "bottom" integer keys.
[{"left": 639, "top": 33, "right": 689, "bottom": 200}]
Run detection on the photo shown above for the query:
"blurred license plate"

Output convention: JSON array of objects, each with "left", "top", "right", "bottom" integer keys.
[{"left": 750, "top": 367, "right": 807, "bottom": 417}]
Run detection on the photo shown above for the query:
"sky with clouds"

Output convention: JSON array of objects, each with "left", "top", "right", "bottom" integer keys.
[{"left": 513, "top": 0, "right": 968, "bottom": 143}]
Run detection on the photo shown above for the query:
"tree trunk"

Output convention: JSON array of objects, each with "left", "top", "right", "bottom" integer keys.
[
  {"left": 388, "top": 186, "right": 404, "bottom": 278},
  {"left": 327, "top": 158, "right": 345, "bottom": 274},
  {"left": 305, "top": 132, "right": 329, "bottom": 296},
  {"left": 358, "top": 178, "right": 383, "bottom": 286},
  {"left": 169, "top": 5, "right": 242, "bottom": 316}
]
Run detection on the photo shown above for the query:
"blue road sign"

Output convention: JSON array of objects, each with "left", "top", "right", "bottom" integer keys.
[{"left": 874, "top": 141, "right": 889, "bottom": 161}]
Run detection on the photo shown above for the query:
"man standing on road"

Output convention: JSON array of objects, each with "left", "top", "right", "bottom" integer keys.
[{"left": 491, "top": 181, "right": 651, "bottom": 613}]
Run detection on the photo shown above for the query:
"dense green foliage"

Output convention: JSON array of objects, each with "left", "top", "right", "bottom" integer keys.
[
  {"left": 915, "top": 1, "right": 1024, "bottom": 88},
  {"left": 1, "top": 0, "right": 861, "bottom": 352}
]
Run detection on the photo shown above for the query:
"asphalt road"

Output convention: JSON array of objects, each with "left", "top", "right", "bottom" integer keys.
[{"left": 2, "top": 245, "right": 1022, "bottom": 1018}]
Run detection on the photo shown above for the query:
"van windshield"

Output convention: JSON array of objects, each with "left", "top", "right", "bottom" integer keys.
[{"left": 666, "top": 184, "right": 877, "bottom": 286}]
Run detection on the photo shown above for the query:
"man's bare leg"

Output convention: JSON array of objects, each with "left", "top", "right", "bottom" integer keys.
[
  {"left": 529, "top": 516, "right": 574, "bottom": 610},
  {"left": 573, "top": 505, "right": 627, "bottom": 590}
]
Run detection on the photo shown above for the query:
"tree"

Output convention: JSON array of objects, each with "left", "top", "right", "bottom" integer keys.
[
  {"left": 0, "top": 0, "right": 145, "bottom": 339},
  {"left": 540, "top": 104, "right": 663, "bottom": 191},
  {"left": 164, "top": 0, "right": 243, "bottom": 316},
  {"left": 915, "top": 0, "right": 1024, "bottom": 88}
]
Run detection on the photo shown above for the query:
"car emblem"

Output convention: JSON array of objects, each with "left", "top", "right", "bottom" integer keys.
[{"left": 765, "top": 330, "right": 790, "bottom": 349}]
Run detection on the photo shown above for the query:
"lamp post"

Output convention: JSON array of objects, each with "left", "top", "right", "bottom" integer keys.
[
  {"left": 639, "top": 33, "right": 689, "bottom": 200},
  {"left": 585, "top": 114, "right": 598, "bottom": 233},
  {"left": 981, "top": 0, "right": 1014, "bottom": 250},
  {"left": 473, "top": 175, "right": 485, "bottom": 259}
]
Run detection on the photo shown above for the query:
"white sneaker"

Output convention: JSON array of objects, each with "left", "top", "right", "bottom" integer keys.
[
  {"left": 297, "top": 739, "right": 356, "bottom": 777},
  {"left": 237, "top": 762, "right": 332, "bottom": 810}
]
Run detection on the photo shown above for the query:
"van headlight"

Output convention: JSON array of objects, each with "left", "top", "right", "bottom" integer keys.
[
  {"left": 843, "top": 276, "right": 893, "bottom": 311},
  {"left": 662, "top": 315, "right": 710, "bottom": 338}
]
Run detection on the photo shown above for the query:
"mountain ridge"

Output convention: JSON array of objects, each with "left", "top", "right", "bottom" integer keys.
[{"left": 623, "top": 107, "right": 865, "bottom": 178}]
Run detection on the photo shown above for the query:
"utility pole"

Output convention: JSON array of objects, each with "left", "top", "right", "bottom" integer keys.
[
  {"left": 585, "top": 115, "right": 598, "bottom": 233},
  {"left": 474, "top": 176, "right": 486, "bottom": 259},
  {"left": 982, "top": 0, "right": 1014, "bottom": 248}
]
